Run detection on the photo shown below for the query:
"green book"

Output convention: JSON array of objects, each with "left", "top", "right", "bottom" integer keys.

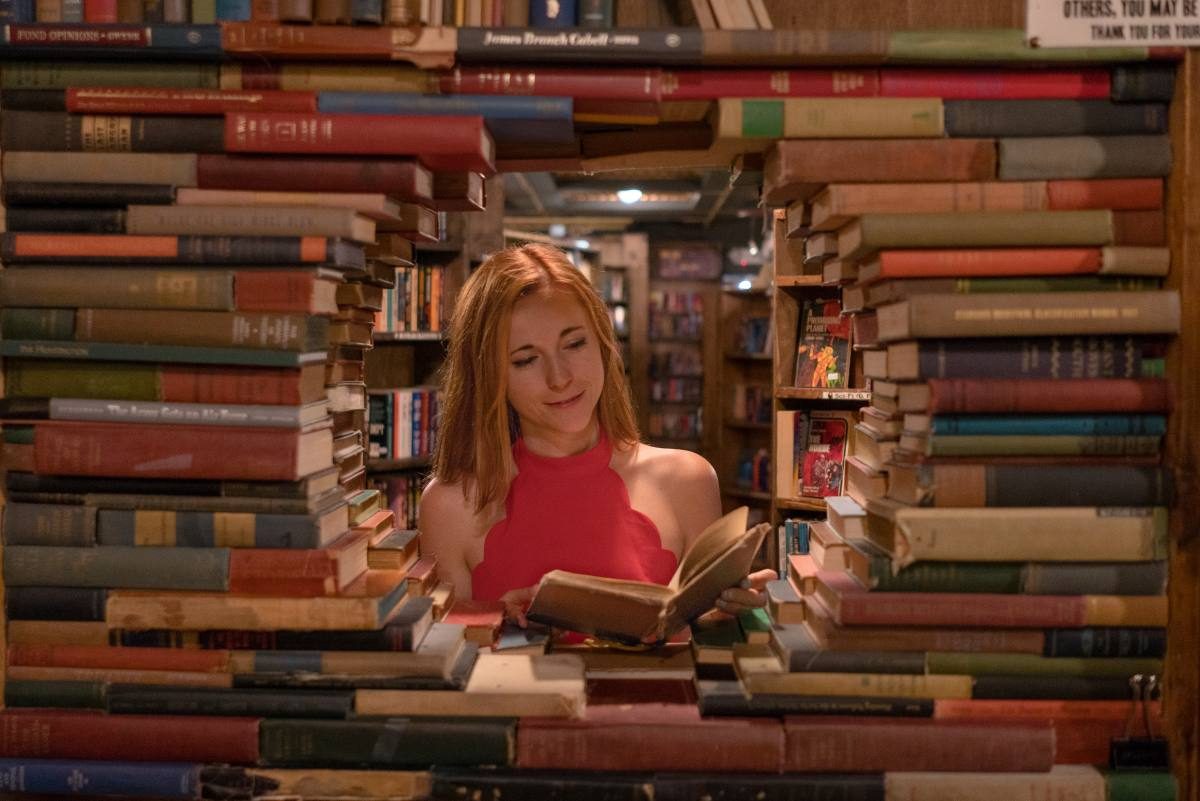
[
  {"left": 717, "top": 98, "right": 943, "bottom": 139},
  {"left": 887, "top": 28, "right": 1149, "bottom": 62},
  {"left": 0, "top": 61, "right": 220, "bottom": 89},
  {"left": 4, "top": 679, "right": 107, "bottom": 709},
  {"left": 3, "top": 545, "right": 231, "bottom": 591},
  {"left": 1105, "top": 770, "right": 1176, "bottom": 801},
  {"left": 999, "top": 135, "right": 1172, "bottom": 180},
  {"left": 259, "top": 718, "right": 515, "bottom": 768}
]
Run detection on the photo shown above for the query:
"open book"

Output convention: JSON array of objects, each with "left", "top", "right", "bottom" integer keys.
[{"left": 525, "top": 507, "right": 771, "bottom": 645}]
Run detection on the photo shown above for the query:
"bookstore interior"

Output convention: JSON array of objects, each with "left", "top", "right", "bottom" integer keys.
[{"left": 0, "top": 0, "right": 1197, "bottom": 799}]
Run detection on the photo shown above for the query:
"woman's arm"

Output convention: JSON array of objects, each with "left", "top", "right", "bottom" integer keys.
[{"left": 417, "top": 478, "right": 477, "bottom": 600}]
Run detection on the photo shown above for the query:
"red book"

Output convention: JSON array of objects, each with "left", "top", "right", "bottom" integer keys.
[
  {"left": 782, "top": 716, "right": 1054, "bottom": 772},
  {"left": 67, "top": 87, "right": 317, "bottom": 115},
  {"left": 438, "top": 66, "right": 663, "bottom": 100},
  {"left": 223, "top": 112, "right": 495, "bottom": 174},
  {"left": 32, "top": 420, "right": 333, "bottom": 481},
  {"left": 0, "top": 709, "right": 259, "bottom": 763},
  {"left": 517, "top": 717, "right": 784, "bottom": 772},
  {"left": 860, "top": 243, "right": 1170, "bottom": 283},
  {"left": 1047, "top": 177, "right": 1163, "bottom": 210},
  {"left": 927, "top": 377, "right": 1172, "bottom": 414},
  {"left": 8, "top": 644, "right": 229, "bottom": 673},
  {"left": 221, "top": 23, "right": 456, "bottom": 69},
  {"left": 661, "top": 69, "right": 879, "bottom": 99},
  {"left": 880, "top": 68, "right": 1110, "bottom": 99},
  {"left": 228, "top": 531, "right": 367, "bottom": 596},
  {"left": 934, "top": 698, "right": 1163, "bottom": 766},
  {"left": 82, "top": 0, "right": 118, "bottom": 22},
  {"left": 196, "top": 154, "right": 433, "bottom": 202},
  {"left": 157, "top": 363, "right": 328, "bottom": 406}
]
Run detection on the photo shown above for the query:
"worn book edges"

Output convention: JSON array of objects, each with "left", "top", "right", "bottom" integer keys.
[{"left": 526, "top": 506, "right": 769, "bottom": 645}]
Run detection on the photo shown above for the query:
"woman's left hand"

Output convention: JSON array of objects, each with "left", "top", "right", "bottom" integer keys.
[{"left": 715, "top": 568, "right": 778, "bottom": 615}]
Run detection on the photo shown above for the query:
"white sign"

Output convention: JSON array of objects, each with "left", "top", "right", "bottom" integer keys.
[{"left": 1028, "top": 0, "right": 1200, "bottom": 46}]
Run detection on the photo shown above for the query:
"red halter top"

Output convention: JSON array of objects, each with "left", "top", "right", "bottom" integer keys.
[{"left": 470, "top": 432, "right": 679, "bottom": 601}]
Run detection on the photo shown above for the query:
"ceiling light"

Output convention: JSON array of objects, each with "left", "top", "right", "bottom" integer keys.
[
  {"left": 737, "top": 279, "right": 753, "bottom": 291},
  {"left": 616, "top": 188, "right": 643, "bottom": 205},
  {"left": 574, "top": 239, "right": 590, "bottom": 250},
  {"left": 548, "top": 223, "right": 567, "bottom": 237}
]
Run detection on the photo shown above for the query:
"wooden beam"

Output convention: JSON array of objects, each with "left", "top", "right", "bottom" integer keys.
[{"left": 1166, "top": 52, "right": 1200, "bottom": 801}]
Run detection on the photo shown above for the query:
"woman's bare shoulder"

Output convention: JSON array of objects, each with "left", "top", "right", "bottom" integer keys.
[
  {"left": 627, "top": 442, "right": 717, "bottom": 483},
  {"left": 420, "top": 478, "right": 479, "bottom": 535}
]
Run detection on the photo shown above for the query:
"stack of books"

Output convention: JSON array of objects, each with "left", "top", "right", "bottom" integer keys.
[{"left": 740, "top": 59, "right": 1180, "bottom": 794}]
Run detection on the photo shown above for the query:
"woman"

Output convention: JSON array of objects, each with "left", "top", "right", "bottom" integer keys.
[{"left": 418, "top": 243, "right": 773, "bottom": 631}]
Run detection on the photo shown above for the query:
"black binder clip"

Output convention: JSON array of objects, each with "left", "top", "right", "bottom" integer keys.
[{"left": 1110, "top": 673, "right": 1170, "bottom": 770}]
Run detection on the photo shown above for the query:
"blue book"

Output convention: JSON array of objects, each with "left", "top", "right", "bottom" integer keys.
[
  {"left": 0, "top": 0, "right": 35, "bottom": 22},
  {"left": 0, "top": 759, "right": 200, "bottom": 798},
  {"left": 214, "top": 0, "right": 250, "bottom": 19},
  {"left": 0, "top": 24, "right": 222, "bottom": 58},
  {"left": 317, "top": 93, "right": 575, "bottom": 146},
  {"left": 930, "top": 414, "right": 1167, "bottom": 437}
]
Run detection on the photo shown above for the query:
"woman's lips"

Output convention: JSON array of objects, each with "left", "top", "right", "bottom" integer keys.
[{"left": 546, "top": 390, "right": 585, "bottom": 408}]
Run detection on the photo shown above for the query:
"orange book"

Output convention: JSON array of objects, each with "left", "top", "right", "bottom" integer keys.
[
  {"left": 1047, "top": 177, "right": 1163, "bottom": 209},
  {"left": 5, "top": 665, "right": 233, "bottom": 687},
  {"left": 227, "top": 530, "right": 367, "bottom": 596},
  {"left": 934, "top": 698, "right": 1163, "bottom": 765}
]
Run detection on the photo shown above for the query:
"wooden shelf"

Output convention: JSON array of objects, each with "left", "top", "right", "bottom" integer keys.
[
  {"left": 775, "top": 496, "right": 827, "bottom": 513},
  {"left": 725, "top": 351, "right": 771, "bottom": 362},
  {"left": 723, "top": 286, "right": 770, "bottom": 297},
  {"left": 776, "top": 275, "right": 826, "bottom": 289},
  {"left": 776, "top": 387, "right": 872, "bottom": 402},
  {"left": 723, "top": 487, "right": 772, "bottom": 503},
  {"left": 373, "top": 331, "right": 444, "bottom": 342},
  {"left": 367, "top": 456, "right": 431, "bottom": 472},
  {"left": 724, "top": 419, "right": 772, "bottom": 431}
]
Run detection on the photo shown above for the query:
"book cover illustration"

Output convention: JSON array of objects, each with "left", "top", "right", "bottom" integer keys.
[
  {"left": 799, "top": 412, "right": 853, "bottom": 498},
  {"left": 793, "top": 297, "right": 852, "bottom": 388}
]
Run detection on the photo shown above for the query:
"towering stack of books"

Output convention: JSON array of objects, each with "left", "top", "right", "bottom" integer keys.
[
  {"left": 0, "top": 42, "right": 589, "bottom": 799},
  {"left": 736, "top": 60, "right": 1180, "bottom": 796}
]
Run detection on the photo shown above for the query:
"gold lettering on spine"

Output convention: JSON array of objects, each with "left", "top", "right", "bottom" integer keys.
[{"left": 80, "top": 115, "right": 133, "bottom": 151}]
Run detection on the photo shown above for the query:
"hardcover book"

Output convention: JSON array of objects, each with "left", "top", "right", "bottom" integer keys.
[{"left": 525, "top": 507, "right": 769, "bottom": 645}]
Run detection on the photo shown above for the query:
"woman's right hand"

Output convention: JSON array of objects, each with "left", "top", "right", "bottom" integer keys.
[{"left": 498, "top": 585, "right": 538, "bottom": 628}]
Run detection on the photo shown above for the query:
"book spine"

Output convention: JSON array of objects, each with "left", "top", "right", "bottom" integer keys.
[
  {"left": 907, "top": 336, "right": 1154, "bottom": 380},
  {"left": 944, "top": 100, "right": 1166, "bottom": 137},
  {"left": 652, "top": 774, "right": 885, "bottom": 801},
  {"left": 1110, "top": 64, "right": 1177, "bottom": 101},
  {"left": 781, "top": 718, "right": 1054, "bottom": 772},
  {"left": 73, "top": 308, "right": 325, "bottom": 351},
  {"left": 0, "top": 709, "right": 259, "bottom": 763},
  {"left": 454, "top": 27, "right": 704, "bottom": 65},
  {"left": 2, "top": 502, "right": 96, "bottom": 546},
  {"left": 3, "top": 545, "right": 230, "bottom": 590},
  {"left": 660, "top": 68, "right": 877, "bottom": 99},
  {"left": 316, "top": 91, "right": 572, "bottom": 121},
  {"left": 870, "top": 560, "right": 1023, "bottom": 593},
  {"left": 439, "top": 66, "right": 661, "bottom": 101},
  {"left": 5, "top": 586, "right": 108, "bottom": 620},
  {"left": 971, "top": 675, "right": 1134, "bottom": 700},
  {"left": 66, "top": 87, "right": 317, "bottom": 114},
  {"left": 926, "top": 433, "right": 1162, "bottom": 457},
  {"left": 1025, "top": 561, "right": 1167, "bottom": 596},
  {"left": 0, "top": 62, "right": 217, "bottom": 90},
  {"left": 259, "top": 718, "right": 514, "bottom": 767},
  {"left": 721, "top": 97, "right": 944, "bottom": 139},
  {"left": 998, "top": 135, "right": 1172, "bottom": 180},
  {"left": 838, "top": 590, "right": 1088, "bottom": 628},
  {"left": 0, "top": 758, "right": 201, "bottom": 797},
  {"left": 432, "top": 768, "right": 654, "bottom": 801},
  {"left": 931, "top": 414, "right": 1167, "bottom": 436},
  {"left": 96, "top": 508, "right": 324, "bottom": 549},
  {"left": 4, "top": 207, "right": 125, "bottom": 233},
  {"left": 223, "top": 112, "right": 484, "bottom": 157},
  {"left": 927, "top": 378, "right": 1171, "bottom": 413},
  {"left": 1, "top": 110, "right": 224, "bottom": 153},
  {"left": 8, "top": 643, "right": 228, "bottom": 671},
  {"left": 0, "top": 339, "right": 317, "bottom": 368},
  {"left": 105, "top": 685, "right": 354, "bottom": 718},
  {"left": 1, "top": 232, "right": 344, "bottom": 265},
  {"left": 874, "top": 247, "right": 1105, "bottom": 278},
  {"left": 0, "top": 267, "right": 234, "bottom": 310},
  {"left": 1046, "top": 177, "right": 1163, "bottom": 210},
  {"left": 34, "top": 422, "right": 308, "bottom": 481},
  {"left": 195, "top": 154, "right": 433, "bottom": 201},
  {"left": 160, "top": 363, "right": 314, "bottom": 405},
  {"left": 1043, "top": 627, "right": 1166, "bottom": 658},
  {"left": 1, "top": 23, "right": 222, "bottom": 55},
  {"left": 880, "top": 68, "right": 1110, "bottom": 99},
  {"left": 3, "top": 181, "right": 174, "bottom": 207},
  {"left": 926, "top": 651, "right": 1161, "bottom": 678}
]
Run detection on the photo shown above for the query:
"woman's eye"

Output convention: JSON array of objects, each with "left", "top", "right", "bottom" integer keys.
[
  {"left": 566, "top": 338, "right": 587, "bottom": 350},
  {"left": 512, "top": 356, "right": 536, "bottom": 368}
]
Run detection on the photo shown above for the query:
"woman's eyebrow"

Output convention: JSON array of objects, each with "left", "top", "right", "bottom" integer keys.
[{"left": 509, "top": 326, "right": 585, "bottom": 356}]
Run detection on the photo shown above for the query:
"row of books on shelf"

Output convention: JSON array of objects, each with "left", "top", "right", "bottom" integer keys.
[
  {"left": 366, "top": 385, "right": 438, "bottom": 461},
  {"left": 12, "top": 0, "right": 617, "bottom": 27},
  {"left": 374, "top": 261, "right": 445, "bottom": 334},
  {"left": 0, "top": 24, "right": 1183, "bottom": 71}
]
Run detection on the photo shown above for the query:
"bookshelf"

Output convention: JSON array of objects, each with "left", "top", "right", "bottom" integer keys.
[
  {"left": 769, "top": 209, "right": 869, "bottom": 569},
  {"left": 717, "top": 286, "right": 772, "bottom": 522}
]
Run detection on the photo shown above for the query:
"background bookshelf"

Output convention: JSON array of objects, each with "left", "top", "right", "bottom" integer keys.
[{"left": 716, "top": 285, "right": 772, "bottom": 524}]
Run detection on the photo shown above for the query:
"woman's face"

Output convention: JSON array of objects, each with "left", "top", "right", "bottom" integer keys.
[{"left": 505, "top": 288, "right": 604, "bottom": 443}]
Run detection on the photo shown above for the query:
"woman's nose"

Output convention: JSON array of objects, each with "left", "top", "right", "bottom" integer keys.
[{"left": 545, "top": 355, "right": 572, "bottom": 390}]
